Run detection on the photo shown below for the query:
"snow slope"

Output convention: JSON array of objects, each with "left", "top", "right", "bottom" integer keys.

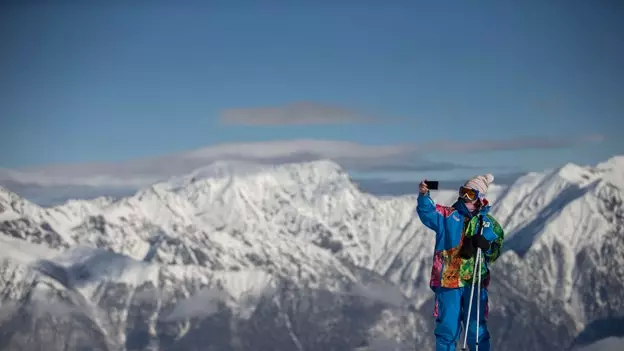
[
  {"left": 1, "top": 160, "right": 471, "bottom": 305},
  {"left": 489, "top": 156, "right": 624, "bottom": 326},
  {"left": 0, "top": 156, "right": 623, "bottom": 350}
]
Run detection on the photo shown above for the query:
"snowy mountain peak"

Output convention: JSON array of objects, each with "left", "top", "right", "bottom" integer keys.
[
  {"left": 166, "top": 160, "right": 266, "bottom": 187},
  {"left": 0, "top": 186, "right": 39, "bottom": 221},
  {"left": 554, "top": 162, "right": 596, "bottom": 185},
  {"left": 596, "top": 155, "right": 624, "bottom": 171},
  {"left": 162, "top": 159, "right": 349, "bottom": 191},
  {"left": 0, "top": 186, "right": 29, "bottom": 205},
  {"left": 594, "top": 155, "right": 624, "bottom": 189}
]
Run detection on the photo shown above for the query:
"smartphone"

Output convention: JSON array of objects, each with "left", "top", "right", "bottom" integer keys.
[{"left": 424, "top": 180, "right": 439, "bottom": 190}]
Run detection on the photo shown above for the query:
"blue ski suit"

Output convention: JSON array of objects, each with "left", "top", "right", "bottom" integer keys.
[{"left": 416, "top": 191, "right": 505, "bottom": 351}]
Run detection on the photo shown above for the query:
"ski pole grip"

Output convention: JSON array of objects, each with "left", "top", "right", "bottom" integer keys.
[{"left": 477, "top": 215, "right": 485, "bottom": 236}]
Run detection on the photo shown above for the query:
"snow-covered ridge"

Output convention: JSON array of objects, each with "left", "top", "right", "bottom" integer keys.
[
  {"left": 1, "top": 157, "right": 622, "bottom": 278},
  {"left": 164, "top": 159, "right": 346, "bottom": 189},
  {"left": 0, "top": 159, "right": 449, "bottom": 308},
  {"left": 0, "top": 156, "right": 623, "bottom": 350}
]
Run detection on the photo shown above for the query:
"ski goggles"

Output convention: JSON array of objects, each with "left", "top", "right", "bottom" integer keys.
[{"left": 459, "top": 186, "right": 480, "bottom": 201}]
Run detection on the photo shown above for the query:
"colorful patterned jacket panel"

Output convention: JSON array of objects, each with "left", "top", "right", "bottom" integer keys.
[{"left": 416, "top": 192, "right": 505, "bottom": 290}]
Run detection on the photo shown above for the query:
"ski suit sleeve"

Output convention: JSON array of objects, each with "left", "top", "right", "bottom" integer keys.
[
  {"left": 416, "top": 192, "right": 444, "bottom": 233},
  {"left": 483, "top": 215, "right": 504, "bottom": 262}
]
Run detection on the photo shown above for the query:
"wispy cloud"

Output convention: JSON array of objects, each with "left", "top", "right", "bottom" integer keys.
[
  {"left": 423, "top": 133, "right": 604, "bottom": 153},
  {"left": 0, "top": 133, "right": 605, "bottom": 205},
  {"left": 0, "top": 140, "right": 472, "bottom": 189},
  {"left": 181, "top": 139, "right": 472, "bottom": 172},
  {"left": 219, "top": 101, "right": 383, "bottom": 125}
]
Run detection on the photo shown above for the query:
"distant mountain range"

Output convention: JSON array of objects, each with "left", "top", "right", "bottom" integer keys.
[{"left": 1, "top": 156, "right": 622, "bottom": 350}]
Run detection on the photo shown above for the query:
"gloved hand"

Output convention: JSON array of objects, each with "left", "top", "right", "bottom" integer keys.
[
  {"left": 472, "top": 234, "right": 490, "bottom": 251},
  {"left": 458, "top": 237, "right": 476, "bottom": 259}
]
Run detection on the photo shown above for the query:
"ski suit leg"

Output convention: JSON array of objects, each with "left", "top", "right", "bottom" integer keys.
[
  {"left": 461, "top": 285, "right": 490, "bottom": 351},
  {"left": 433, "top": 288, "right": 462, "bottom": 351}
]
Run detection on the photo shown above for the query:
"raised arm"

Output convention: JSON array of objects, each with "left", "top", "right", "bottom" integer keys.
[{"left": 416, "top": 189, "right": 444, "bottom": 233}]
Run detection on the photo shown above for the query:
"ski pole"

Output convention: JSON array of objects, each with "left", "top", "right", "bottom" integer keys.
[
  {"left": 460, "top": 247, "right": 481, "bottom": 350},
  {"left": 476, "top": 248, "right": 482, "bottom": 351}
]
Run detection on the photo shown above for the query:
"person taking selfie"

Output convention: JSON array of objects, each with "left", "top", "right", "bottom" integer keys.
[{"left": 416, "top": 175, "right": 505, "bottom": 351}]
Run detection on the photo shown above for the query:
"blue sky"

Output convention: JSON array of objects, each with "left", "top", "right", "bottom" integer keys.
[{"left": 0, "top": 0, "right": 622, "bottom": 190}]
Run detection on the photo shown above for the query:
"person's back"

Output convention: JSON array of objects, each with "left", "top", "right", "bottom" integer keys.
[{"left": 416, "top": 174, "right": 505, "bottom": 351}]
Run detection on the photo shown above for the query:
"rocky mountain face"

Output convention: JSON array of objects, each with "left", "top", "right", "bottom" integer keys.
[{"left": 0, "top": 156, "right": 622, "bottom": 350}]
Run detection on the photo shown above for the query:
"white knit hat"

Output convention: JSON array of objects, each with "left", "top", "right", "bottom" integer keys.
[{"left": 463, "top": 174, "right": 495, "bottom": 196}]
